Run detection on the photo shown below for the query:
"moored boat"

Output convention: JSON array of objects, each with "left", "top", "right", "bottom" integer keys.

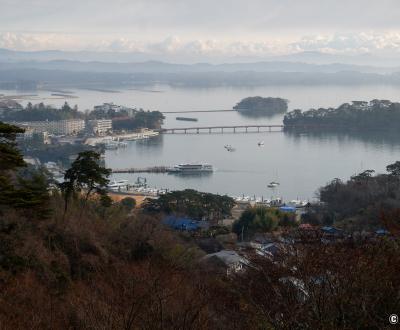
[{"left": 168, "top": 163, "right": 214, "bottom": 173}]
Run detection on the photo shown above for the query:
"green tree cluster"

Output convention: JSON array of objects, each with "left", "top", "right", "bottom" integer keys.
[
  {"left": 304, "top": 161, "right": 400, "bottom": 230},
  {"left": 3, "top": 102, "right": 82, "bottom": 121},
  {"left": 144, "top": 189, "right": 235, "bottom": 221},
  {"left": 60, "top": 151, "right": 111, "bottom": 218},
  {"left": 233, "top": 206, "right": 293, "bottom": 239},
  {"left": 112, "top": 110, "right": 164, "bottom": 131},
  {"left": 284, "top": 99, "right": 400, "bottom": 131},
  {"left": 234, "top": 96, "right": 288, "bottom": 115},
  {"left": 0, "top": 121, "right": 50, "bottom": 218}
]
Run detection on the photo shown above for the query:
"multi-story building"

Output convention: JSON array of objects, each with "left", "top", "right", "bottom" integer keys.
[
  {"left": 93, "top": 103, "right": 136, "bottom": 117},
  {"left": 17, "top": 129, "right": 51, "bottom": 144},
  {"left": 15, "top": 119, "right": 85, "bottom": 135},
  {"left": 94, "top": 102, "right": 122, "bottom": 112},
  {"left": 88, "top": 119, "right": 112, "bottom": 135}
]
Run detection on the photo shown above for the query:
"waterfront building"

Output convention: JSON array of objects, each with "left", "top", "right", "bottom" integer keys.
[
  {"left": 93, "top": 103, "right": 136, "bottom": 117},
  {"left": 17, "top": 129, "right": 51, "bottom": 144},
  {"left": 15, "top": 119, "right": 85, "bottom": 135},
  {"left": 88, "top": 119, "right": 112, "bottom": 135}
]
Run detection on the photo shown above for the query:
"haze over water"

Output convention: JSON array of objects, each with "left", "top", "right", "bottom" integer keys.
[{"left": 4, "top": 83, "right": 400, "bottom": 200}]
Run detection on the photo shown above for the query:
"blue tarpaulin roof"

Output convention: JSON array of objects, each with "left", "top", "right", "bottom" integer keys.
[
  {"left": 321, "top": 226, "right": 343, "bottom": 234},
  {"left": 376, "top": 229, "right": 390, "bottom": 235},
  {"left": 279, "top": 206, "right": 296, "bottom": 213},
  {"left": 163, "top": 216, "right": 200, "bottom": 231}
]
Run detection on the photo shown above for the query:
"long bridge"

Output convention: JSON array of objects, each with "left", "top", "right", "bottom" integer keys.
[{"left": 157, "top": 124, "right": 285, "bottom": 134}]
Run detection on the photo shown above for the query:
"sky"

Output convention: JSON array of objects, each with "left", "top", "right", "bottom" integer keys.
[{"left": 1, "top": 0, "right": 400, "bottom": 61}]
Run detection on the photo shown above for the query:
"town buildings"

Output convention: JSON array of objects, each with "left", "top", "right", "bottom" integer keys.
[
  {"left": 16, "top": 119, "right": 85, "bottom": 135},
  {"left": 88, "top": 119, "right": 112, "bottom": 135},
  {"left": 94, "top": 102, "right": 136, "bottom": 117}
]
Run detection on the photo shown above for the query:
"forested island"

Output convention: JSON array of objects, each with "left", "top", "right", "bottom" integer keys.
[
  {"left": 233, "top": 96, "right": 288, "bottom": 115},
  {"left": 284, "top": 99, "right": 400, "bottom": 130}
]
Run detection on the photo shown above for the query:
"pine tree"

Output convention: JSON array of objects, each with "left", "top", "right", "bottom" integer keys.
[{"left": 60, "top": 151, "right": 111, "bottom": 218}]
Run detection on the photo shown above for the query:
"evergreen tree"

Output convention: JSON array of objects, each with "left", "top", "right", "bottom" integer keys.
[
  {"left": 0, "top": 122, "right": 25, "bottom": 210},
  {"left": 13, "top": 169, "right": 52, "bottom": 219},
  {"left": 0, "top": 122, "right": 25, "bottom": 172},
  {"left": 60, "top": 151, "right": 111, "bottom": 218},
  {"left": 0, "top": 122, "right": 50, "bottom": 217}
]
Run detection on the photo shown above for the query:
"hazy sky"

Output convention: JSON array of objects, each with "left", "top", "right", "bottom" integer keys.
[{"left": 1, "top": 0, "right": 400, "bottom": 60}]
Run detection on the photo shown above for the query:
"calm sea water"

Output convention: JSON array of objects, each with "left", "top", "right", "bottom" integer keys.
[{"left": 3, "top": 84, "right": 400, "bottom": 200}]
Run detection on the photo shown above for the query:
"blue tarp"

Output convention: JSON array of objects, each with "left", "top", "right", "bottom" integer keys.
[
  {"left": 163, "top": 216, "right": 200, "bottom": 231},
  {"left": 321, "top": 226, "right": 343, "bottom": 234},
  {"left": 279, "top": 206, "right": 296, "bottom": 213},
  {"left": 376, "top": 229, "right": 390, "bottom": 235}
]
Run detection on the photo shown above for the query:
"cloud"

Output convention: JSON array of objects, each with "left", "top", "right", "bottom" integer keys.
[
  {"left": 291, "top": 32, "right": 400, "bottom": 55},
  {"left": 2, "top": 31, "right": 400, "bottom": 60}
]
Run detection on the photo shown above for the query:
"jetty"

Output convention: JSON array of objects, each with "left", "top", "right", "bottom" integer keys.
[
  {"left": 162, "top": 109, "right": 235, "bottom": 114},
  {"left": 112, "top": 166, "right": 170, "bottom": 174}
]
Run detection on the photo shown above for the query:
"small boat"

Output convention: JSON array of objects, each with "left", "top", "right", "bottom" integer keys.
[
  {"left": 104, "top": 141, "right": 127, "bottom": 149},
  {"left": 107, "top": 180, "right": 129, "bottom": 190},
  {"left": 118, "top": 141, "right": 128, "bottom": 147},
  {"left": 224, "top": 144, "right": 236, "bottom": 152},
  {"left": 288, "top": 199, "right": 309, "bottom": 208},
  {"left": 104, "top": 142, "right": 119, "bottom": 150},
  {"left": 268, "top": 181, "right": 280, "bottom": 188},
  {"left": 258, "top": 141, "right": 265, "bottom": 146},
  {"left": 176, "top": 117, "right": 198, "bottom": 122},
  {"left": 270, "top": 197, "right": 283, "bottom": 207},
  {"left": 168, "top": 163, "right": 214, "bottom": 173}
]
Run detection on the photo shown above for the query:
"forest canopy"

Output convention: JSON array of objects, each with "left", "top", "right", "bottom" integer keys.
[
  {"left": 284, "top": 99, "right": 400, "bottom": 130},
  {"left": 233, "top": 96, "right": 288, "bottom": 115}
]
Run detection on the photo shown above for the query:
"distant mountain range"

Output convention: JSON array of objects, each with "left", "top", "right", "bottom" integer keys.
[
  {"left": 1, "top": 48, "right": 400, "bottom": 88},
  {"left": 0, "top": 48, "right": 399, "bottom": 74}
]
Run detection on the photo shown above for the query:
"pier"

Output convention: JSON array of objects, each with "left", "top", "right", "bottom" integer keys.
[
  {"left": 162, "top": 109, "right": 236, "bottom": 114},
  {"left": 158, "top": 124, "right": 284, "bottom": 134},
  {"left": 112, "top": 166, "right": 170, "bottom": 174}
]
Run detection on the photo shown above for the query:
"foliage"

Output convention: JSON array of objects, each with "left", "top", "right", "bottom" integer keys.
[
  {"left": 234, "top": 96, "right": 288, "bottom": 114},
  {"left": 233, "top": 206, "right": 287, "bottom": 239},
  {"left": 0, "top": 121, "right": 25, "bottom": 172},
  {"left": 230, "top": 238, "right": 400, "bottom": 329},
  {"left": 12, "top": 168, "right": 52, "bottom": 219},
  {"left": 0, "top": 121, "right": 50, "bottom": 217},
  {"left": 284, "top": 99, "right": 400, "bottom": 130},
  {"left": 386, "top": 161, "right": 400, "bottom": 176},
  {"left": 304, "top": 162, "right": 400, "bottom": 230},
  {"left": 112, "top": 110, "right": 164, "bottom": 131},
  {"left": 144, "top": 189, "right": 235, "bottom": 221},
  {"left": 120, "top": 197, "right": 136, "bottom": 211},
  {"left": 21, "top": 142, "right": 99, "bottom": 167},
  {"left": 60, "top": 151, "right": 111, "bottom": 216},
  {"left": 0, "top": 131, "right": 399, "bottom": 328},
  {"left": 2, "top": 102, "right": 83, "bottom": 121}
]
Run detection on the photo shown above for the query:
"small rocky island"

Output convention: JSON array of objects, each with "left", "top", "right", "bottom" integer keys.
[{"left": 233, "top": 96, "right": 288, "bottom": 115}]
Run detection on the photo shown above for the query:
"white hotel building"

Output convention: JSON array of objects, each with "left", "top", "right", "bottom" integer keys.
[
  {"left": 17, "top": 119, "right": 86, "bottom": 135},
  {"left": 88, "top": 119, "right": 112, "bottom": 135}
]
